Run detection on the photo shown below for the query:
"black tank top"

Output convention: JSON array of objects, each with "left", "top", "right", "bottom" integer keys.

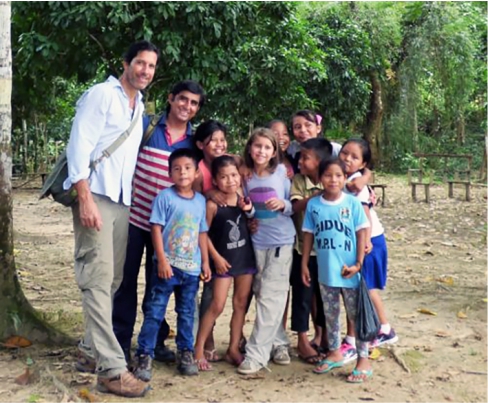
[{"left": 208, "top": 205, "right": 256, "bottom": 276}]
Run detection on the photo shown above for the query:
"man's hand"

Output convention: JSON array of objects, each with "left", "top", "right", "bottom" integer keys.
[
  {"left": 79, "top": 198, "right": 103, "bottom": 231},
  {"left": 158, "top": 260, "right": 173, "bottom": 279}
]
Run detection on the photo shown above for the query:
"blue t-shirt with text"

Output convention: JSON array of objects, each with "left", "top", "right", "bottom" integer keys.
[
  {"left": 302, "top": 193, "right": 369, "bottom": 288},
  {"left": 150, "top": 187, "right": 208, "bottom": 276}
]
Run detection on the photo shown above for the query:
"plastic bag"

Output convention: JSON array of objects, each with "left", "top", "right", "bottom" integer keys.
[{"left": 355, "top": 275, "right": 381, "bottom": 342}]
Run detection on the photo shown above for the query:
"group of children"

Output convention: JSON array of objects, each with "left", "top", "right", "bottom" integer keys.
[{"left": 131, "top": 110, "right": 397, "bottom": 384}]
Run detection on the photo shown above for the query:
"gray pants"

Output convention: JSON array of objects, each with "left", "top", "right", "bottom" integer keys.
[
  {"left": 245, "top": 244, "right": 293, "bottom": 367},
  {"left": 72, "top": 194, "right": 129, "bottom": 378}
]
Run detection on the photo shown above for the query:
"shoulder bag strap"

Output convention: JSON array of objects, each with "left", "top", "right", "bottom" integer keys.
[
  {"left": 89, "top": 104, "right": 143, "bottom": 170},
  {"left": 140, "top": 112, "right": 163, "bottom": 150}
]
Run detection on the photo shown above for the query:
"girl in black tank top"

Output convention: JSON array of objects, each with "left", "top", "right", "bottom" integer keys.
[{"left": 194, "top": 156, "right": 256, "bottom": 370}]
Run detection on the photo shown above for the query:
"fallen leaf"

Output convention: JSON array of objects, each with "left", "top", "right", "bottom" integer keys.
[
  {"left": 482, "top": 298, "right": 487, "bottom": 303},
  {"left": 417, "top": 308, "right": 437, "bottom": 316},
  {"left": 435, "top": 331, "right": 450, "bottom": 338},
  {"left": 399, "top": 313, "right": 419, "bottom": 319},
  {"left": 435, "top": 276, "right": 454, "bottom": 286},
  {"left": 3, "top": 335, "right": 32, "bottom": 348},
  {"left": 78, "top": 388, "right": 97, "bottom": 403},
  {"left": 14, "top": 368, "right": 32, "bottom": 385},
  {"left": 369, "top": 348, "right": 381, "bottom": 360},
  {"left": 457, "top": 311, "right": 467, "bottom": 319}
]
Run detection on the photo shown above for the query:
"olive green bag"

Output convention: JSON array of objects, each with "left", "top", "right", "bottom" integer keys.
[{"left": 40, "top": 107, "right": 142, "bottom": 207}]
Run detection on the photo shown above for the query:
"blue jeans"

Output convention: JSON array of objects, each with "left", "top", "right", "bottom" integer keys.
[
  {"left": 112, "top": 224, "right": 169, "bottom": 352},
  {"left": 137, "top": 267, "right": 200, "bottom": 356}
]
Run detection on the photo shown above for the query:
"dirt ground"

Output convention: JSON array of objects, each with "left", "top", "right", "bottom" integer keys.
[{"left": 1, "top": 174, "right": 486, "bottom": 403}]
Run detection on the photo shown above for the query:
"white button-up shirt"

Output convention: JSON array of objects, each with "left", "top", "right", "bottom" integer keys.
[{"left": 64, "top": 76, "right": 144, "bottom": 206}]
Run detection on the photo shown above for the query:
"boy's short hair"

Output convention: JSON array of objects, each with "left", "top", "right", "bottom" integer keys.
[
  {"left": 301, "top": 137, "right": 333, "bottom": 162},
  {"left": 168, "top": 148, "right": 198, "bottom": 171}
]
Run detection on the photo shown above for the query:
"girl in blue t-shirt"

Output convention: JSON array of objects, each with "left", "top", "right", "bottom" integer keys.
[
  {"left": 236, "top": 128, "right": 296, "bottom": 375},
  {"left": 301, "top": 158, "right": 373, "bottom": 383}
]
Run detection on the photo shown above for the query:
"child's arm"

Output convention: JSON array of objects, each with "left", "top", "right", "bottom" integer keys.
[
  {"left": 151, "top": 224, "right": 173, "bottom": 279},
  {"left": 206, "top": 200, "right": 231, "bottom": 275},
  {"left": 193, "top": 174, "right": 204, "bottom": 193},
  {"left": 199, "top": 232, "right": 211, "bottom": 282},
  {"left": 346, "top": 167, "right": 372, "bottom": 194},
  {"left": 341, "top": 228, "right": 367, "bottom": 279},
  {"left": 362, "top": 204, "right": 373, "bottom": 254},
  {"left": 301, "top": 232, "right": 314, "bottom": 287}
]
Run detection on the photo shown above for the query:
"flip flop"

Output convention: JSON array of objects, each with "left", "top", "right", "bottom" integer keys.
[
  {"left": 313, "top": 359, "right": 344, "bottom": 374},
  {"left": 346, "top": 368, "right": 373, "bottom": 383},
  {"left": 204, "top": 349, "right": 222, "bottom": 362},
  {"left": 298, "top": 353, "right": 323, "bottom": 365}
]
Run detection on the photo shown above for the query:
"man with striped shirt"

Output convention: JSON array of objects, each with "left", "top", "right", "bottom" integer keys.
[{"left": 112, "top": 80, "right": 205, "bottom": 365}]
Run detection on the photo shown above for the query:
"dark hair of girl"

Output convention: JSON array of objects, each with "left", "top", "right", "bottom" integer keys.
[{"left": 211, "top": 155, "right": 239, "bottom": 179}]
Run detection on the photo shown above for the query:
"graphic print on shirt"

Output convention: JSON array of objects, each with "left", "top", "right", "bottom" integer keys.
[
  {"left": 249, "top": 187, "right": 279, "bottom": 220},
  {"left": 166, "top": 211, "right": 199, "bottom": 270},
  {"left": 312, "top": 208, "right": 355, "bottom": 252},
  {"left": 226, "top": 214, "right": 246, "bottom": 249}
]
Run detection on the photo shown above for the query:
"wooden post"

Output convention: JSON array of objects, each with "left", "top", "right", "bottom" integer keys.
[{"left": 412, "top": 184, "right": 417, "bottom": 201}]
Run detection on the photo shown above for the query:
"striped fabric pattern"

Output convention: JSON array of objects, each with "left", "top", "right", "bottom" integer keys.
[{"left": 129, "top": 145, "right": 173, "bottom": 231}]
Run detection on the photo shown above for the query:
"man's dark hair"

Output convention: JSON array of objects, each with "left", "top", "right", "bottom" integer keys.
[
  {"left": 301, "top": 138, "right": 333, "bottom": 162},
  {"left": 166, "top": 80, "right": 206, "bottom": 114},
  {"left": 168, "top": 148, "right": 198, "bottom": 171},
  {"left": 123, "top": 40, "right": 160, "bottom": 65}
]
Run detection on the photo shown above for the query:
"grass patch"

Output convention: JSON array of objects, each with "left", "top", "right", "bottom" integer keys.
[
  {"left": 401, "top": 349, "right": 425, "bottom": 373},
  {"left": 40, "top": 309, "right": 83, "bottom": 335}
]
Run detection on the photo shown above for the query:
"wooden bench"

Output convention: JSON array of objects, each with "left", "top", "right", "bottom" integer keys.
[
  {"left": 370, "top": 172, "right": 387, "bottom": 207},
  {"left": 409, "top": 153, "right": 472, "bottom": 202},
  {"left": 408, "top": 168, "right": 433, "bottom": 203}
]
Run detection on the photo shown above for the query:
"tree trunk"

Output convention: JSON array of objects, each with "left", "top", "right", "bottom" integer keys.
[
  {"left": 363, "top": 71, "right": 384, "bottom": 168},
  {"left": 0, "top": 1, "right": 71, "bottom": 344},
  {"left": 456, "top": 113, "right": 465, "bottom": 145}
]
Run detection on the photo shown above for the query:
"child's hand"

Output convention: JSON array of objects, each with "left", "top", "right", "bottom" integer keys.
[
  {"left": 265, "top": 198, "right": 284, "bottom": 212},
  {"left": 365, "top": 240, "right": 373, "bottom": 254},
  {"left": 341, "top": 264, "right": 360, "bottom": 279},
  {"left": 238, "top": 196, "right": 253, "bottom": 212},
  {"left": 214, "top": 255, "right": 231, "bottom": 275},
  {"left": 208, "top": 189, "right": 228, "bottom": 207},
  {"left": 301, "top": 266, "right": 311, "bottom": 287},
  {"left": 158, "top": 260, "right": 173, "bottom": 279},
  {"left": 247, "top": 218, "right": 259, "bottom": 234},
  {"left": 201, "top": 262, "right": 212, "bottom": 282}
]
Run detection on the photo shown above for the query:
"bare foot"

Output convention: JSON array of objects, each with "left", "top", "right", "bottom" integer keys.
[{"left": 224, "top": 349, "right": 244, "bottom": 366}]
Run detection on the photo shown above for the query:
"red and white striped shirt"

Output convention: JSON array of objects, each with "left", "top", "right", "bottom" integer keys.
[{"left": 129, "top": 145, "right": 173, "bottom": 231}]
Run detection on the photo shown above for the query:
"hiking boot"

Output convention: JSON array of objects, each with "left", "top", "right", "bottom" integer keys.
[
  {"left": 371, "top": 329, "right": 398, "bottom": 348},
  {"left": 237, "top": 356, "right": 263, "bottom": 375},
  {"left": 339, "top": 340, "right": 358, "bottom": 364},
  {"left": 154, "top": 343, "right": 176, "bottom": 363},
  {"left": 97, "top": 370, "right": 149, "bottom": 398},
  {"left": 272, "top": 345, "right": 290, "bottom": 365},
  {"left": 133, "top": 354, "right": 152, "bottom": 382},
  {"left": 176, "top": 350, "right": 198, "bottom": 376},
  {"left": 75, "top": 351, "right": 96, "bottom": 374}
]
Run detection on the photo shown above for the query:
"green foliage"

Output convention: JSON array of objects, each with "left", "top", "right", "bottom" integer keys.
[{"left": 10, "top": 1, "right": 487, "bottom": 173}]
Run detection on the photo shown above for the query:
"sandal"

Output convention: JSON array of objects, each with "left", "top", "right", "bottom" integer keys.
[
  {"left": 313, "top": 359, "right": 344, "bottom": 374},
  {"left": 204, "top": 349, "right": 222, "bottom": 362},
  {"left": 346, "top": 368, "right": 373, "bottom": 383},
  {"left": 196, "top": 358, "right": 213, "bottom": 372}
]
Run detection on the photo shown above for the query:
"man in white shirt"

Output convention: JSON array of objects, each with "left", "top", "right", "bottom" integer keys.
[{"left": 65, "top": 40, "right": 159, "bottom": 398}]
